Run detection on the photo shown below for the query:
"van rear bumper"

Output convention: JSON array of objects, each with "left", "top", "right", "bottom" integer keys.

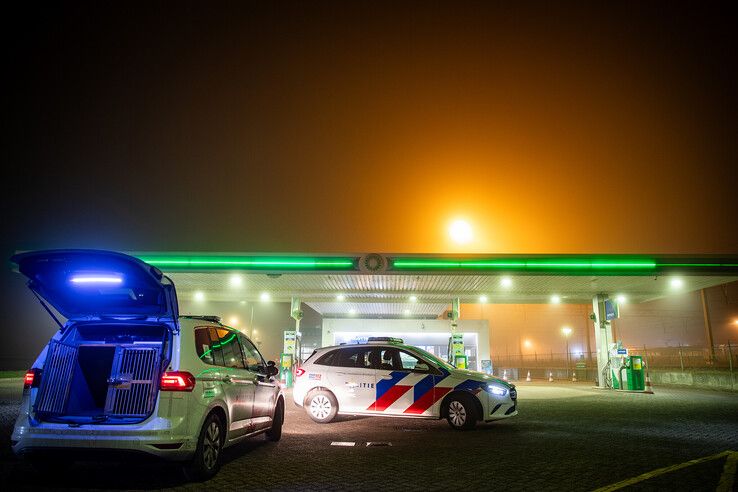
[{"left": 12, "top": 416, "right": 196, "bottom": 461}]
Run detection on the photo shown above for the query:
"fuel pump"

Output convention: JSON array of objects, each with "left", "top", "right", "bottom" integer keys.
[
  {"left": 290, "top": 297, "right": 303, "bottom": 364},
  {"left": 449, "top": 333, "right": 467, "bottom": 369},
  {"left": 608, "top": 343, "right": 646, "bottom": 391},
  {"left": 446, "top": 298, "right": 467, "bottom": 368},
  {"left": 279, "top": 353, "right": 293, "bottom": 388},
  {"left": 624, "top": 355, "right": 645, "bottom": 391},
  {"left": 608, "top": 342, "right": 627, "bottom": 389},
  {"left": 276, "top": 297, "right": 303, "bottom": 389}
]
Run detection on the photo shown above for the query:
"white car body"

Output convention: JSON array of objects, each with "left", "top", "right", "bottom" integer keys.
[
  {"left": 293, "top": 340, "right": 517, "bottom": 428},
  {"left": 13, "top": 317, "right": 282, "bottom": 460},
  {"left": 10, "top": 250, "right": 283, "bottom": 476}
]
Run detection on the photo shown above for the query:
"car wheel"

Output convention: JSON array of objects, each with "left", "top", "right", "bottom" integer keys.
[
  {"left": 445, "top": 394, "right": 477, "bottom": 430},
  {"left": 265, "top": 398, "right": 284, "bottom": 441},
  {"left": 305, "top": 390, "right": 338, "bottom": 423},
  {"left": 184, "top": 412, "right": 225, "bottom": 481}
]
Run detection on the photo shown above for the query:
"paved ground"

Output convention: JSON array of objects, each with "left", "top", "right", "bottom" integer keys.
[{"left": 1, "top": 378, "right": 736, "bottom": 491}]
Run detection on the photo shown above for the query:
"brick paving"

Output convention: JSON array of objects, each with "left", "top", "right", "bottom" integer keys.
[{"left": 0, "top": 379, "right": 736, "bottom": 490}]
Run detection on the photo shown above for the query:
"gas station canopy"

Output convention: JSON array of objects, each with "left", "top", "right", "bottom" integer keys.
[{"left": 133, "top": 253, "right": 738, "bottom": 318}]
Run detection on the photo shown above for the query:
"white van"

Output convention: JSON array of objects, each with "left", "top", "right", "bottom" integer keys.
[{"left": 11, "top": 249, "right": 283, "bottom": 481}]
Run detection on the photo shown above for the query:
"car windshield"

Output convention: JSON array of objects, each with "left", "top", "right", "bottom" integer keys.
[{"left": 409, "top": 346, "right": 456, "bottom": 371}]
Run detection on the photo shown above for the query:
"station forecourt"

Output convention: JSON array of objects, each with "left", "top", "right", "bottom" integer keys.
[
  {"left": 2, "top": 250, "right": 738, "bottom": 490},
  {"left": 133, "top": 252, "right": 738, "bottom": 391}
]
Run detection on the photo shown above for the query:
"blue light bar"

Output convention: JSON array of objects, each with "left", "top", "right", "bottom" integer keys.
[{"left": 70, "top": 275, "right": 123, "bottom": 285}]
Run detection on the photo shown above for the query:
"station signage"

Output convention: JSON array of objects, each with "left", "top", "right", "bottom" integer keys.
[
  {"left": 283, "top": 330, "right": 296, "bottom": 355},
  {"left": 605, "top": 299, "right": 619, "bottom": 320}
]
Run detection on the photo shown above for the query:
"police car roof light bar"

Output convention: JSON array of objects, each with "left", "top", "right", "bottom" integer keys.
[{"left": 366, "top": 337, "right": 404, "bottom": 344}]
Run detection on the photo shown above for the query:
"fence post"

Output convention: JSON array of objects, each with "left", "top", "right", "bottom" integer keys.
[
  {"left": 728, "top": 340, "right": 734, "bottom": 390},
  {"left": 679, "top": 344, "right": 684, "bottom": 372}
]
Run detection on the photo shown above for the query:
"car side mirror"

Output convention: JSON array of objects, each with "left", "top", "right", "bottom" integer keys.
[{"left": 266, "top": 361, "right": 279, "bottom": 377}]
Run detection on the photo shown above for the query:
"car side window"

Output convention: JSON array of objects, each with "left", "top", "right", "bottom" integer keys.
[
  {"left": 377, "top": 348, "right": 399, "bottom": 370},
  {"left": 376, "top": 348, "right": 432, "bottom": 373},
  {"left": 194, "top": 327, "right": 225, "bottom": 366},
  {"left": 400, "top": 350, "right": 428, "bottom": 372},
  {"left": 314, "top": 350, "right": 338, "bottom": 366},
  {"left": 238, "top": 334, "right": 265, "bottom": 373},
  {"left": 215, "top": 328, "right": 246, "bottom": 369},
  {"left": 194, "top": 327, "right": 215, "bottom": 364},
  {"left": 336, "top": 347, "right": 375, "bottom": 368}
]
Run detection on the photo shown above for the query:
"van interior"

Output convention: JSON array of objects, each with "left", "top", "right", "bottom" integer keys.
[{"left": 34, "top": 322, "right": 170, "bottom": 424}]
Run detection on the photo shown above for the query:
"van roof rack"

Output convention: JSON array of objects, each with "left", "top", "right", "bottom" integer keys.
[
  {"left": 366, "top": 337, "right": 404, "bottom": 344},
  {"left": 181, "top": 315, "right": 222, "bottom": 324}
]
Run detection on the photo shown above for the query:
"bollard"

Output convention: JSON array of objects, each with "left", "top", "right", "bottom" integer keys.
[
  {"left": 643, "top": 372, "right": 654, "bottom": 394},
  {"left": 548, "top": 372, "right": 554, "bottom": 382},
  {"left": 572, "top": 372, "right": 577, "bottom": 382},
  {"left": 502, "top": 369, "right": 508, "bottom": 381},
  {"left": 526, "top": 371, "right": 531, "bottom": 382}
]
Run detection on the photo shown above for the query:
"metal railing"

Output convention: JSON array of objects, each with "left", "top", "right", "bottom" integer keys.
[{"left": 492, "top": 342, "right": 738, "bottom": 378}]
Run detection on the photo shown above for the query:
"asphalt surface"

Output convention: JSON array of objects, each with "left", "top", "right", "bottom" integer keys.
[{"left": 1, "top": 378, "right": 737, "bottom": 491}]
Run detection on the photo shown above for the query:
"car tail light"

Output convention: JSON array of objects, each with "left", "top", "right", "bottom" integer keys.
[
  {"left": 160, "top": 371, "right": 196, "bottom": 392},
  {"left": 23, "top": 368, "right": 41, "bottom": 389},
  {"left": 294, "top": 367, "right": 306, "bottom": 378}
]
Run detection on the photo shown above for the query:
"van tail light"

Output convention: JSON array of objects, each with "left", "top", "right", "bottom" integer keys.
[
  {"left": 294, "top": 368, "right": 306, "bottom": 378},
  {"left": 160, "top": 371, "right": 196, "bottom": 392},
  {"left": 24, "top": 368, "right": 41, "bottom": 389}
]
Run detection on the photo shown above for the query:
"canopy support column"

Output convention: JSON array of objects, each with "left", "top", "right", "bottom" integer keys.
[
  {"left": 700, "top": 289, "right": 715, "bottom": 362},
  {"left": 592, "top": 294, "right": 612, "bottom": 388}
]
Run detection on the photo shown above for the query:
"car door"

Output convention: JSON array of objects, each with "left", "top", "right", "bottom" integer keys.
[
  {"left": 373, "top": 347, "right": 436, "bottom": 416},
  {"left": 325, "top": 346, "right": 378, "bottom": 413},
  {"left": 238, "top": 334, "right": 277, "bottom": 431},
  {"left": 212, "top": 327, "right": 256, "bottom": 437}
]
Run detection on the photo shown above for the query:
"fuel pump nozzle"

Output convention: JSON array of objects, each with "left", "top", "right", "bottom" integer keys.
[{"left": 618, "top": 357, "right": 628, "bottom": 390}]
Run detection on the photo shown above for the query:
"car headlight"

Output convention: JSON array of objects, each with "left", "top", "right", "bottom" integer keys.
[{"left": 487, "top": 384, "right": 507, "bottom": 396}]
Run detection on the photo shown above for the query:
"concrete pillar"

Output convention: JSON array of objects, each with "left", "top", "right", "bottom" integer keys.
[
  {"left": 700, "top": 289, "right": 715, "bottom": 362},
  {"left": 592, "top": 294, "right": 613, "bottom": 388},
  {"left": 584, "top": 305, "right": 593, "bottom": 363}
]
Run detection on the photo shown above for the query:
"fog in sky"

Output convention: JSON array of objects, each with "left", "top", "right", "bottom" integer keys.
[
  {"left": 3, "top": 2, "right": 737, "bottom": 366},
  {"left": 5, "top": 2, "right": 737, "bottom": 256}
]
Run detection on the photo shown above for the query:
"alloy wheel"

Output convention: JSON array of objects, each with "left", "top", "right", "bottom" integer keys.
[
  {"left": 448, "top": 400, "right": 467, "bottom": 427},
  {"left": 310, "top": 394, "right": 332, "bottom": 419},
  {"left": 203, "top": 420, "right": 221, "bottom": 470}
]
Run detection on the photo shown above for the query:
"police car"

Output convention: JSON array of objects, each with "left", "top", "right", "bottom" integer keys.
[
  {"left": 11, "top": 250, "right": 284, "bottom": 481},
  {"left": 293, "top": 338, "right": 517, "bottom": 430}
]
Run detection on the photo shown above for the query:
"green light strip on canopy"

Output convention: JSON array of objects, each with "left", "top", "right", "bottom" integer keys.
[
  {"left": 391, "top": 258, "right": 657, "bottom": 270},
  {"left": 137, "top": 255, "right": 356, "bottom": 271},
  {"left": 391, "top": 258, "right": 738, "bottom": 271},
  {"left": 658, "top": 263, "right": 733, "bottom": 267}
]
